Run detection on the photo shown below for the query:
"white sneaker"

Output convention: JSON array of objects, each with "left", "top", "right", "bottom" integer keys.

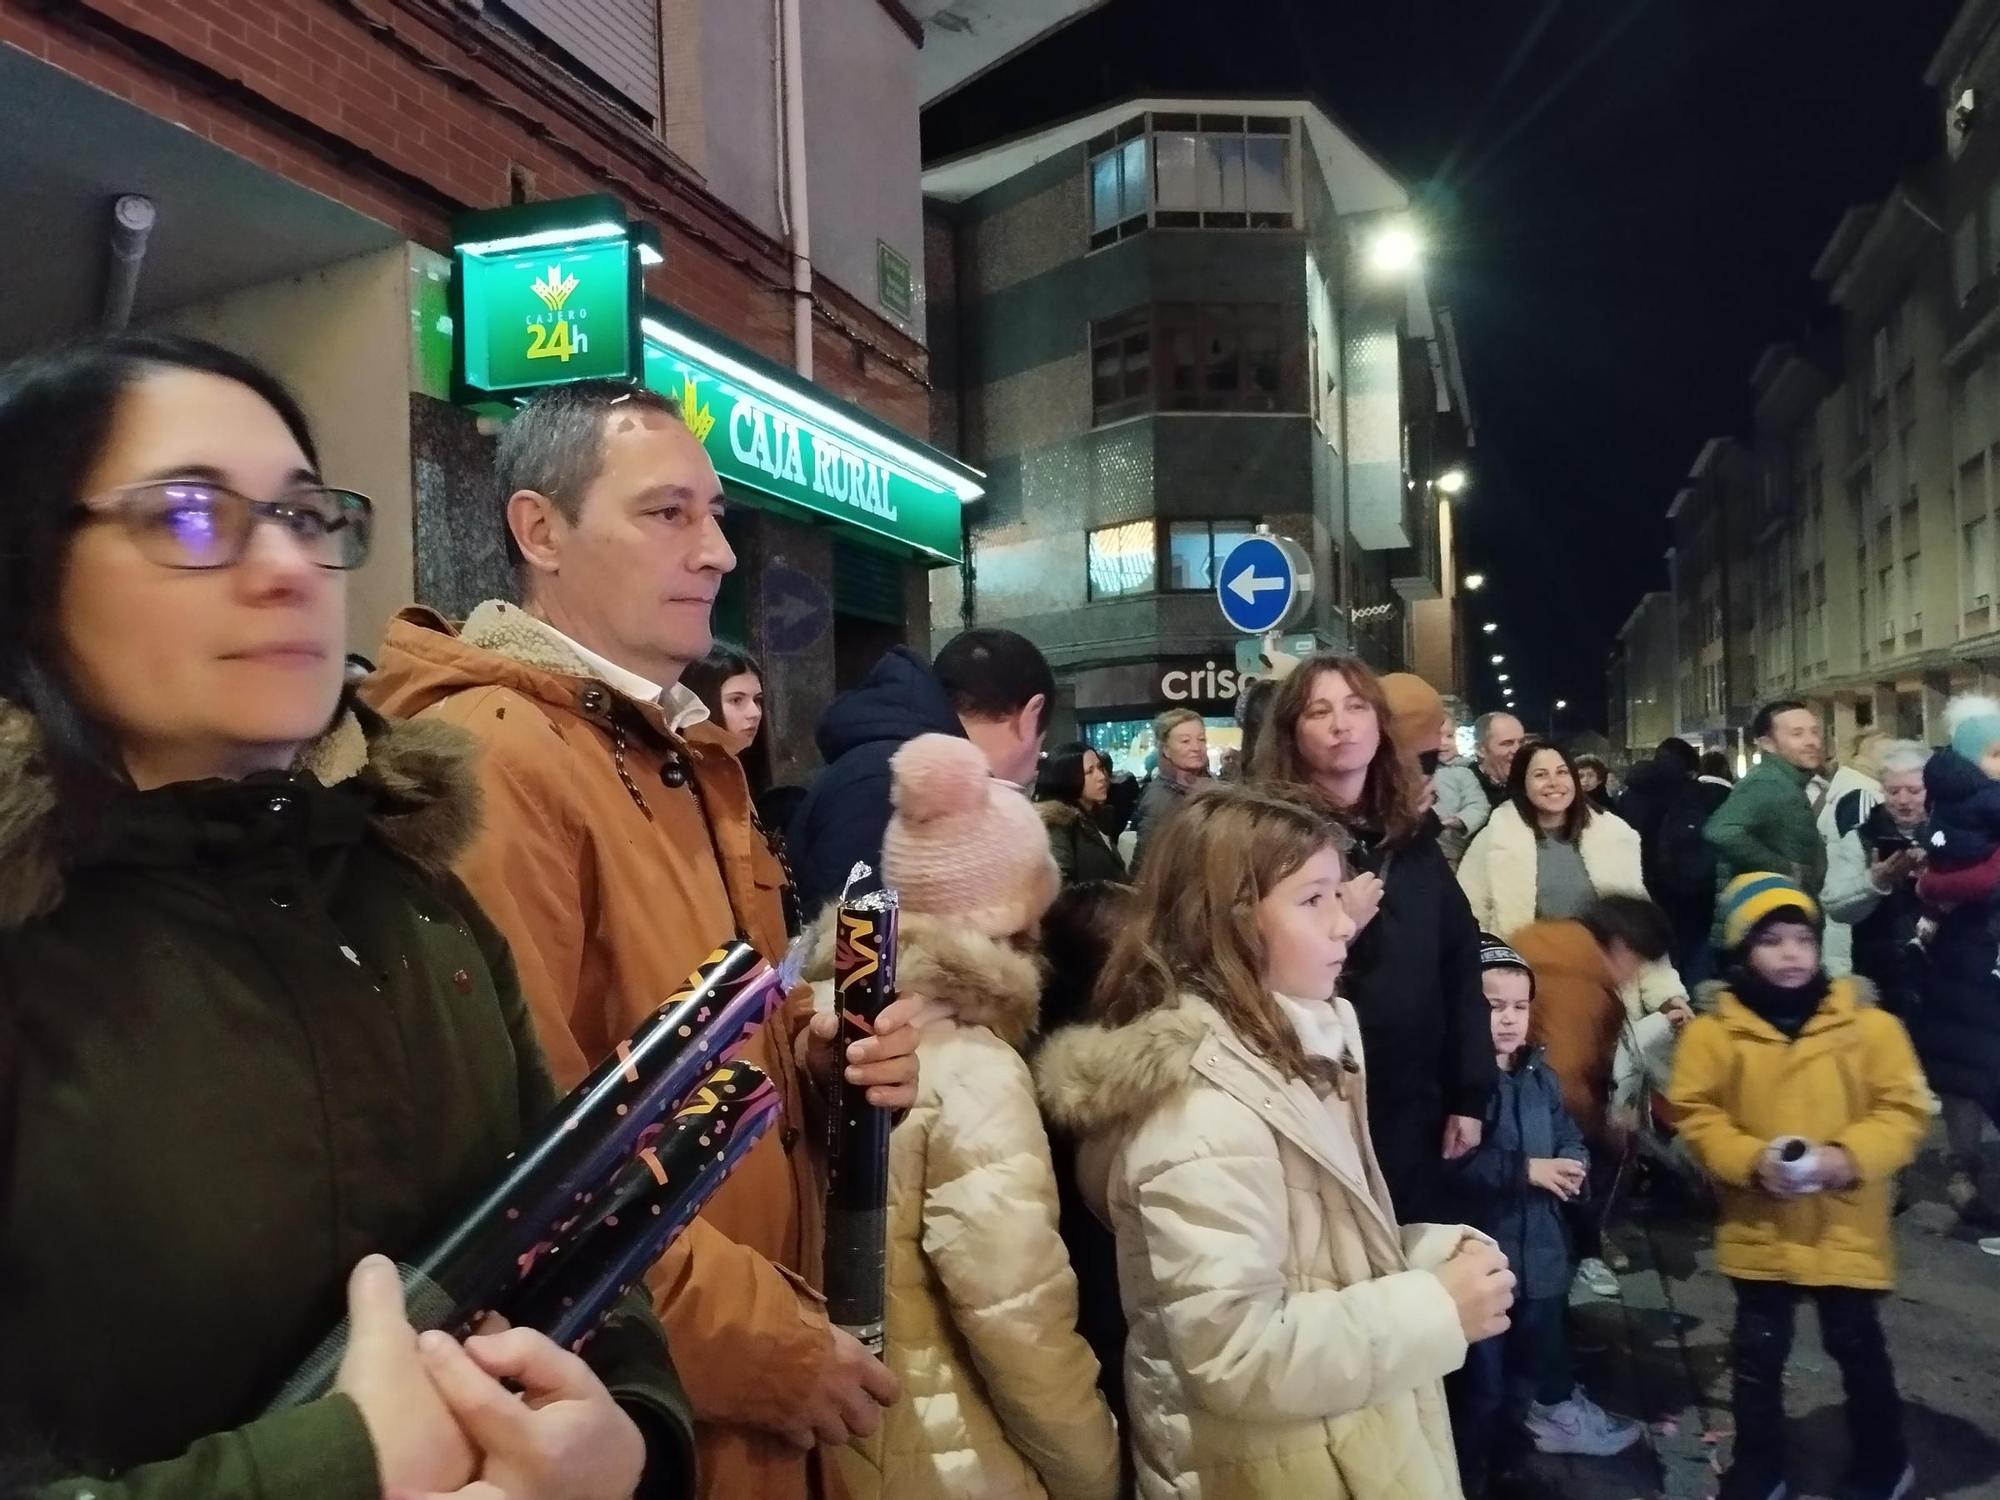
[
  {"left": 1525, "top": 1390, "right": 1645, "bottom": 1457},
  {"left": 1574, "top": 1256, "right": 1621, "bottom": 1298}
]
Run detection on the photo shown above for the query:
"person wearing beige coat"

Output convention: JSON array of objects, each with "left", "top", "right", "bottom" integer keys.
[
  {"left": 1458, "top": 796, "right": 1688, "bottom": 1020},
  {"left": 1037, "top": 993, "right": 1474, "bottom": 1500},
  {"left": 813, "top": 733, "right": 1121, "bottom": 1500}
]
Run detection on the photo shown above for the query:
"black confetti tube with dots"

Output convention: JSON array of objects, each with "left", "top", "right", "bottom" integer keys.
[
  {"left": 508, "top": 1059, "right": 782, "bottom": 1351},
  {"left": 822, "top": 872, "right": 898, "bottom": 1355},
  {"left": 264, "top": 939, "right": 790, "bottom": 1411}
]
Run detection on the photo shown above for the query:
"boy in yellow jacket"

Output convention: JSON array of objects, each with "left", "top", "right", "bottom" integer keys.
[{"left": 1668, "top": 873, "right": 1929, "bottom": 1500}]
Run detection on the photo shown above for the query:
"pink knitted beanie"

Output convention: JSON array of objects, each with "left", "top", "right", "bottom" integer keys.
[{"left": 883, "top": 733, "right": 1060, "bottom": 936}]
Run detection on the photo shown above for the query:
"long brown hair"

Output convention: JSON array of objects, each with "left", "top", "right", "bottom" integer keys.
[
  {"left": 1093, "top": 781, "right": 1350, "bottom": 1087},
  {"left": 1249, "top": 654, "right": 1422, "bottom": 847}
]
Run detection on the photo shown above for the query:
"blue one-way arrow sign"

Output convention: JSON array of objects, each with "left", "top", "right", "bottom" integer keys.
[{"left": 1216, "top": 534, "right": 1312, "bottom": 633}]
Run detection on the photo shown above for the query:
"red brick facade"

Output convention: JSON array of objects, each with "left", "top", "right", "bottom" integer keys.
[{"left": 0, "top": 0, "right": 930, "bottom": 435}]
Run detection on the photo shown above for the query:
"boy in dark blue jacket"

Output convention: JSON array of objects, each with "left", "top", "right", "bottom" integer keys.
[{"left": 1449, "top": 936, "right": 1644, "bottom": 1497}]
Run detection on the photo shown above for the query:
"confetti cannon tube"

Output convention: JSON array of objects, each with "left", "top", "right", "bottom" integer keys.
[
  {"left": 264, "top": 939, "right": 788, "bottom": 1411},
  {"left": 507, "top": 1060, "right": 782, "bottom": 1351},
  {"left": 822, "top": 885, "right": 898, "bottom": 1355}
]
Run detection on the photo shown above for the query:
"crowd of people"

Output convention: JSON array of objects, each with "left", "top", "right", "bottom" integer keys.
[{"left": 0, "top": 333, "right": 1979, "bottom": 1500}]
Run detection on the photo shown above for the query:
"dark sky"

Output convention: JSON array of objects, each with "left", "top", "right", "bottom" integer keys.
[{"left": 924, "top": 0, "right": 1958, "bottom": 731}]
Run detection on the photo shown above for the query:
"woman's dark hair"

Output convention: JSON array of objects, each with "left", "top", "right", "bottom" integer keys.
[
  {"left": 1035, "top": 740, "right": 1103, "bottom": 807},
  {"left": 1251, "top": 654, "right": 1423, "bottom": 847},
  {"left": 1509, "top": 738, "right": 1592, "bottom": 844},
  {"left": 1698, "top": 749, "right": 1736, "bottom": 783},
  {"left": 1039, "top": 879, "right": 1137, "bottom": 1035},
  {"left": 0, "top": 334, "right": 321, "bottom": 788},
  {"left": 681, "top": 642, "right": 768, "bottom": 790}
]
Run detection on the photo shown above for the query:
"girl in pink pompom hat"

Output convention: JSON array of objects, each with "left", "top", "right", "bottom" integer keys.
[{"left": 807, "top": 733, "right": 1120, "bottom": 1500}]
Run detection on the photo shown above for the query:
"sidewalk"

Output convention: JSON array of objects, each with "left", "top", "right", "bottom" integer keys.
[{"left": 1531, "top": 1135, "right": 2000, "bottom": 1500}]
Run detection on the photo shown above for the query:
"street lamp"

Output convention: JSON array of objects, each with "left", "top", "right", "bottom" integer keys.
[
  {"left": 1481, "top": 621, "right": 1498, "bottom": 635},
  {"left": 1555, "top": 699, "right": 1568, "bottom": 711},
  {"left": 1498, "top": 674, "right": 1510, "bottom": 683},
  {"left": 1366, "top": 220, "right": 1423, "bottom": 277},
  {"left": 1464, "top": 572, "right": 1487, "bottom": 591},
  {"left": 1490, "top": 654, "right": 1505, "bottom": 665},
  {"left": 1435, "top": 467, "right": 1469, "bottom": 496}
]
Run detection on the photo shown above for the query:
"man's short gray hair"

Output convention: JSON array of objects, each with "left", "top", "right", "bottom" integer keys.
[
  {"left": 1474, "top": 710, "right": 1520, "bottom": 747},
  {"left": 1876, "top": 740, "right": 1930, "bottom": 779},
  {"left": 494, "top": 380, "right": 682, "bottom": 567}
]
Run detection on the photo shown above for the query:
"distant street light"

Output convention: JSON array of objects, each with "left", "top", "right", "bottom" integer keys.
[
  {"left": 1464, "top": 572, "right": 1487, "bottom": 591},
  {"left": 1498, "top": 674, "right": 1511, "bottom": 683},
  {"left": 1556, "top": 699, "right": 1569, "bottom": 711},
  {"left": 1435, "top": 467, "right": 1469, "bottom": 496},
  {"left": 1491, "top": 654, "right": 1505, "bottom": 665},
  {"left": 1366, "top": 220, "right": 1423, "bottom": 277},
  {"left": 1481, "top": 622, "right": 1498, "bottom": 635}
]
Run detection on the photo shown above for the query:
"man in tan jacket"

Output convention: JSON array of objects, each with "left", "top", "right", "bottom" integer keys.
[{"left": 367, "top": 381, "right": 926, "bottom": 1500}]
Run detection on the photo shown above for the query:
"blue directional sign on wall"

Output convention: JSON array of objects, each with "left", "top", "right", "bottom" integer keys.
[{"left": 1217, "top": 534, "right": 1313, "bottom": 634}]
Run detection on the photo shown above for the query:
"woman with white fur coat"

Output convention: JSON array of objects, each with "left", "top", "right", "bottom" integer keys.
[
  {"left": 810, "top": 733, "right": 1120, "bottom": 1500},
  {"left": 1458, "top": 739, "right": 1689, "bottom": 1025}
]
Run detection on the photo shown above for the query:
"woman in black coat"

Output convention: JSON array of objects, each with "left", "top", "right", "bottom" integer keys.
[
  {"left": 1250, "top": 655, "right": 1494, "bottom": 1223},
  {"left": 1035, "top": 741, "right": 1128, "bottom": 885}
]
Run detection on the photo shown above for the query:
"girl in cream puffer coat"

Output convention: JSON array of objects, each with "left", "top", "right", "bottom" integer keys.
[
  {"left": 1037, "top": 781, "right": 1509, "bottom": 1500},
  {"left": 810, "top": 734, "right": 1120, "bottom": 1500}
]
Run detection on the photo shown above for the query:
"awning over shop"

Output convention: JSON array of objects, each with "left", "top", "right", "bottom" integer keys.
[{"left": 450, "top": 196, "right": 980, "bottom": 566}]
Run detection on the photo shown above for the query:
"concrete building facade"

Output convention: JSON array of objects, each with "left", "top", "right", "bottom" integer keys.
[
  {"left": 1622, "top": 0, "right": 2000, "bottom": 756},
  {"left": 923, "top": 97, "right": 1472, "bottom": 764}
]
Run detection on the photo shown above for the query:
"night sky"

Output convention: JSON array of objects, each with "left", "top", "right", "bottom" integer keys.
[{"left": 924, "top": 0, "right": 1959, "bottom": 732}]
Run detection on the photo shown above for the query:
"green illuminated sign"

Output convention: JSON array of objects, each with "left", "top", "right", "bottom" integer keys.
[
  {"left": 642, "top": 325, "right": 974, "bottom": 564},
  {"left": 451, "top": 196, "right": 643, "bottom": 399}
]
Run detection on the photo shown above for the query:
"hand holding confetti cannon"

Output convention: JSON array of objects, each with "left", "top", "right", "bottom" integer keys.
[
  {"left": 821, "top": 865, "right": 900, "bottom": 1356},
  {"left": 266, "top": 936, "right": 804, "bottom": 1410}
]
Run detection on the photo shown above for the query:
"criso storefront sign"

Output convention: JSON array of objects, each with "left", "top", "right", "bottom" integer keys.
[
  {"left": 1160, "top": 659, "right": 1243, "bottom": 706},
  {"left": 642, "top": 316, "right": 977, "bottom": 565}
]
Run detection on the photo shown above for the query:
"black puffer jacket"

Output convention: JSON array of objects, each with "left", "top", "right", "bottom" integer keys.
[
  {"left": 1340, "top": 816, "right": 1494, "bottom": 1222},
  {"left": 788, "top": 647, "right": 962, "bottom": 910}
]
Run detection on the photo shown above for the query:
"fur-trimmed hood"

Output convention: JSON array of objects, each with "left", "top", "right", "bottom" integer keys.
[
  {"left": 1035, "top": 998, "right": 1212, "bottom": 1135},
  {"left": 0, "top": 696, "right": 481, "bottom": 930},
  {"left": 804, "top": 907, "right": 1046, "bottom": 1049}
]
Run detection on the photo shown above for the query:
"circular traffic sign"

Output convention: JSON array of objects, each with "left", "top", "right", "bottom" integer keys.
[{"left": 1217, "top": 535, "right": 1312, "bottom": 634}]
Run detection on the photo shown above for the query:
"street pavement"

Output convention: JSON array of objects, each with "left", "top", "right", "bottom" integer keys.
[{"left": 1519, "top": 1127, "right": 2000, "bottom": 1500}]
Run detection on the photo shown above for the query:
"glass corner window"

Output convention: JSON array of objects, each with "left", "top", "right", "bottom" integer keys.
[{"left": 1087, "top": 520, "right": 1158, "bottom": 599}]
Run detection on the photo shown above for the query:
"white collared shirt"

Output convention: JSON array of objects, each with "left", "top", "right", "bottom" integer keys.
[{"left": 543, "top": 625, "right": 711, "bottom": 733}]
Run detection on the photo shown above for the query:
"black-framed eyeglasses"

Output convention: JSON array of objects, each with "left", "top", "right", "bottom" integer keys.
[{"left": 76, "top": 481, "right": 375, "bottom": 571}]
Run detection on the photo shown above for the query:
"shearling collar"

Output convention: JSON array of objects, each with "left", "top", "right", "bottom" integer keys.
[
  {"left": 805, "top": 909, "right": 1046, "bottom": 1048},
  {"left": 1035, "top": 998, "right": 1213, "bottom": 1134},
  {"left": 459, "top": 601, "right": 707, "bottom": 730},
  {"left": 0, "top": 698, "right": 481, "bottom": 930}
]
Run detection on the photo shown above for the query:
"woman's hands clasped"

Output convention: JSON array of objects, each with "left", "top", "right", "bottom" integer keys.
[{"left": 335, "top": 1255, "right": 645, "bottom": 1500}]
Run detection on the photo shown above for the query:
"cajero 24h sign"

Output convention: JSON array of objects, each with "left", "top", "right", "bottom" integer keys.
[
  {"left": 451, "top": 196, "right": 645, "bottom": 400},
  {"left": 641, "top": 319, "right": 972, "bottom": 564}
]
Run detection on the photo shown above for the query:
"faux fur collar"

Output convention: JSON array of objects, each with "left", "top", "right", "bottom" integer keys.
[
  {"left": 804, "top": 908, "right": 1046, "bottom": 1048},
  {"left": 1035, "top": 997, "right": 1214, "bottom": 1134},
  {"left": 460, "top": 599, "right": 595, "bottom": 679},
  {"left": 0, "top": 698, "right": 481, "bottom": 930}
]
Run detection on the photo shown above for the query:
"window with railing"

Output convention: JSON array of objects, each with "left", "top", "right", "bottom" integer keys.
[{"left": 1089, "top": 113, "right": 1298, "bottom": 248}]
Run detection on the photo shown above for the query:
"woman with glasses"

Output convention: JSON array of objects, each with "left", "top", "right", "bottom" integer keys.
[{"left": 0, "top": 336, "right": 688, "bottom": 1499}]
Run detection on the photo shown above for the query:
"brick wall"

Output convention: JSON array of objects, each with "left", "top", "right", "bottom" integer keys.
[{"left": 0, "top": 0, "right": 929, "bottom": 436}]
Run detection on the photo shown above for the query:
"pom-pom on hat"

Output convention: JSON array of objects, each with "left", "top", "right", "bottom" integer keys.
[
  {"left": 1947, "top": 693, "right": 2000, "bottom": 763},
  {"left": 1718, "top": 871, "right": 1822, "bottom": 954},
  {"left": 883, "top": 733, "right": 1060, "bottom": 937}
]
